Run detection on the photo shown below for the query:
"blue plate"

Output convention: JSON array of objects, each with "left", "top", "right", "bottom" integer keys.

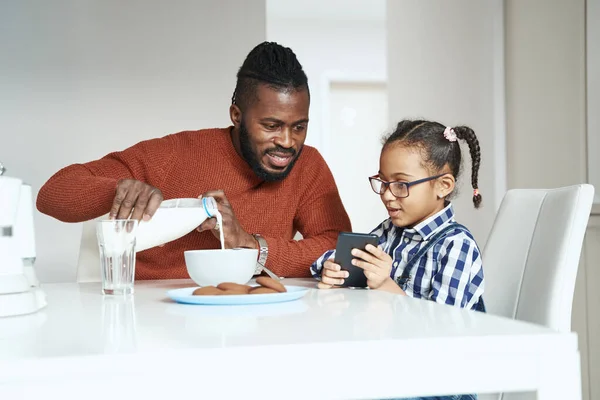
[{"left": 167, "top": 285, "right": 310, "bottom": 305}]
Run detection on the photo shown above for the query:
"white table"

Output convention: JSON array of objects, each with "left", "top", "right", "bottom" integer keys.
[{"left": 0, "top": 279, "right": 581, "bottom": 400}]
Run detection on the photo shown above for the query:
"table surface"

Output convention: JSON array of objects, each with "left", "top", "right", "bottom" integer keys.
[{"left": 0, "top": 279, "right": 581, "bottom": 400}]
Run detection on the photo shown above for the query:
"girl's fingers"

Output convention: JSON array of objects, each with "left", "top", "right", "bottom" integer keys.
[
  {"left": 351, "top": 248, "right": 379, "bottom": 265},
  {"left": 323, "top": 269, "right": 348, "bottom": 279},
  {"left": 351, "top": 258, "right": 377, "bottom": 273},
  {"left": 321, "top": 274, "right": 345, "bottom": 286},
  {"left": 324, "top": 260, "right": 342, "bottom": 272},
  {"left": 317, "top": 281, "right": 334, "bottom": 289},
  {"left": 366, "top": 244, "right": 390, "bottom": 260}
]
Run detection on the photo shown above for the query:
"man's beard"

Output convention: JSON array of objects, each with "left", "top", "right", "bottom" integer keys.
[{"left": 239, "top": 119, "right": 303, "bottom": 182}]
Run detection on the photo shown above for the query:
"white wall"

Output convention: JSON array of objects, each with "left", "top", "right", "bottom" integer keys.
[
  {"left": 505, "top": 0, "right": 587, "bottom": 190},
  {"left": 505, "top": 1, "right": 594, "bottom": 399},
  {"left": 267, "top": 0, "right": 388, "bottom": 232},
  {"left": 386, "top": 0, "right": 505, "bottom": 247},
  {"left": 266, "top": 1, "right": 388, "bottom": 152},
  {"left": 0, "top": 0, "right": 266, "bottom": 282}
]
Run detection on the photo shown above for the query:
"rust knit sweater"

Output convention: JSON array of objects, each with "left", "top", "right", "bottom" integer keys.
[{"left": 37, "top": 128, "right": 351, "bottom": 280}]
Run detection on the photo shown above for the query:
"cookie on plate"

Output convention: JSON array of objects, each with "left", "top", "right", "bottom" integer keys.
[
  {"left": 192, "top": 286, "right": 224, "bottom": 296},
  {"left": 256, "top": 276, "right": 286, "bottom": 293}
]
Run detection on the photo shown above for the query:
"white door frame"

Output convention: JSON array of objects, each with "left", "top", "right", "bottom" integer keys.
[
  {"left": 319, "top": 72, "right": 387, "bottom": 163},
  {"left": 492, "top": 0, "right": 507, "bottom": 212},
  {"left": 587, "top": 0, "right": 600, "bottom": 210}
]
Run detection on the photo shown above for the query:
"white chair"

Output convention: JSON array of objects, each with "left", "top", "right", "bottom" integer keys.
[
  {"left": 76, "top": 218, "right": 102, "bottom": 283},
  {"left": 480, "top": 184, "right": 594, "bottom": 400}
]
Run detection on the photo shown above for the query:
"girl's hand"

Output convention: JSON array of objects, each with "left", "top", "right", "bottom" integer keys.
[
  {"left": 351, "top": 244, "right": 393, "bottom": 290},
  {"left": 317, "top": 260, "right": 349, "bottom": 289}
]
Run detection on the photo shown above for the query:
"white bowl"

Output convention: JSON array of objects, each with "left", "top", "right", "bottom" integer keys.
[{"left": 184, "top": 248, "right": 258, "bottom": 287}]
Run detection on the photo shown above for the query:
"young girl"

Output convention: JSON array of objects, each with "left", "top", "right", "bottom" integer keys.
[{"left": 311, "top": 119, "right": 485, "bottom": 312}]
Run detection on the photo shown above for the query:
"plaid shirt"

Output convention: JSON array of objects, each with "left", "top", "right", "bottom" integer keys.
[{"left": 311, "top": 203, "right": 485, "bottom": 310}]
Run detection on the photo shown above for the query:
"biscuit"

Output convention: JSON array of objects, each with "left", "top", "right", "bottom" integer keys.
[
  {"left": 256, "top": 276, "right": 286, "bottom": 293},
  {"left": 220, "top": 288, "right": 250, "bottom": 295},
  {"left": 249, "top": 287, "right": 278, "bottom": 295},
  {"left": 192, "top": 286, "right": 224, "bottom": 296},
  {"left": 217, "top": 282, "right": 252, "bottom": 293}
]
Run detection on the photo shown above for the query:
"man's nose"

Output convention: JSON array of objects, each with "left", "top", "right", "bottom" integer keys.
[{"left": 273, "top": 127, "right": 294, "bottom": 148}]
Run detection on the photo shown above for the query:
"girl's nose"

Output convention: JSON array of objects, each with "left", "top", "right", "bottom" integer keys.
[{"left": 380, "top": 184, "right": 396, "bottom": 201}]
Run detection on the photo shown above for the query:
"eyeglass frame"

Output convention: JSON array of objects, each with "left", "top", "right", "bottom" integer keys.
[{"left": 368, "top": 173, "right": 448, "bottom": 198}]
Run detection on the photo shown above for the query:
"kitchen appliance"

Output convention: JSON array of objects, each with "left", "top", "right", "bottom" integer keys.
[{"left": 0, "top": 162, "right": 46, "bottom": 317}]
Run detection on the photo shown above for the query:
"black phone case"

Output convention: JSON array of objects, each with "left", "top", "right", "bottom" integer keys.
[{"left": 334, "top": 232, "right": 379, "bottom": 288}]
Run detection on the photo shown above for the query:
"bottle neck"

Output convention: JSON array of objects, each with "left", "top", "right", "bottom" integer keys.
[{"left": 202, "top": 197, "right": 218, "bottom": 217}]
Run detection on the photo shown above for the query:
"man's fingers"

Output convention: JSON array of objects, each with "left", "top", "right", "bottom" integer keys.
[
  {"left": 130, "top": 187, "right": 150, "bottom": 222},
  {"left": 110, "top": 180, "right": 162, "bottom": 221},
  {"left": 202, "top": 190, "right": 231, "bottom": 207},
  {"left": 110, "top": 183, "right": 130, "bottom": 219},
  {"left": 197, "top": 217, "right": 217, "bottom": 232},
  {"left": 116, "top": 183, "right": 141, "bottom": 220},
  {"left": 213, "top": 205, "right": 234, "bottom": 228},
  {"left": 143, "top": 189, "right": 163, "bottom": 221}
]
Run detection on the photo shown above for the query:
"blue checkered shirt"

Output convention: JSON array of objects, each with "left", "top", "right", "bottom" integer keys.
[{"left": 311, "top": 203, "right": 485, "bottom": 310}]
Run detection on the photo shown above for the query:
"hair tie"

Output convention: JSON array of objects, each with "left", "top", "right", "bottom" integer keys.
[
  {"left": 443, "top": 127, "right": 457, "bottom": 142},
  {"left": 473, "top": 189, "right": 480, "bottom": 197}
]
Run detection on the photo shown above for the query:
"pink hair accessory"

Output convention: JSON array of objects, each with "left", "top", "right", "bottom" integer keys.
[
  {"left": 473, "top": 189, "right": 480, "bottom": 197},
  {"left": 443, "top": 127, "right": 457, "bottom": 142}
]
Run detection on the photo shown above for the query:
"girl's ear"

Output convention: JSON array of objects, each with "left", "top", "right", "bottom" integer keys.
[{"left": 437, "top": 173, "right": 455, "bottom": 199}]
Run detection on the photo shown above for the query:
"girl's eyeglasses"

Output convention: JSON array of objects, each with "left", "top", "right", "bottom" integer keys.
[{"left": 368, "top": 173, "right": 447, "bottom": 198}]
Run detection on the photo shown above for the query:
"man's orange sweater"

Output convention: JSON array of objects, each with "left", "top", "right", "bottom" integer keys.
[{"left": 37, "top": 128, "right": 351, "bottom": 280}]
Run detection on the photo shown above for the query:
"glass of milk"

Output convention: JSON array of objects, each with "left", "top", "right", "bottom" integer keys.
[{"left": 96, "top": 219, "right": 139, "bottom": 295}]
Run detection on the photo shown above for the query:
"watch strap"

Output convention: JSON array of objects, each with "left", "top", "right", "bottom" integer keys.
[{"left": 252, "top": 233, "right": 268, "bottom": 275}]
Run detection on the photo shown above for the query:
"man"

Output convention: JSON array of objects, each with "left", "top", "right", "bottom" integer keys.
[{"left": 37, "top": 42, "right": 351, "bottom": 280}]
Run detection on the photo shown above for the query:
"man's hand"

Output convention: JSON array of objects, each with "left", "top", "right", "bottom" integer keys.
[
  {"left": 197, "top": 190, "right": 257, "bottom": 249},
  {"left": 110, "top": 179, "right": 163, "bottom": 221}
]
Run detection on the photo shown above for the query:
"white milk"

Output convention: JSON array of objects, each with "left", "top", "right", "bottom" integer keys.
[
  {"left": 213, "top": 209, "right": 225, "bottom": 250},
  {"left": 135, "top": 198, "right": 219, "bottom": 251}
]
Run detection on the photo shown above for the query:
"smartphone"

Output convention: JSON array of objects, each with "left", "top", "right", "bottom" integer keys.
[{"left": 334, "top": 232, "right": 379, "bottom": 288}]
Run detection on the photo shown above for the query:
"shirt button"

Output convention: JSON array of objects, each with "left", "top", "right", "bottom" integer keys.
[
  {"left": 393, "top": 262, "right": 398, "bottom": 267},
  {"left": 404, "top": 238, "right": 410, "bottom": 243}
]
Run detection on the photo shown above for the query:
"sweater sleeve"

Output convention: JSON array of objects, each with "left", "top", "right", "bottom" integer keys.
[
  {"left": 36, "top": 135, "right": 176, "bottom": 223},
  {"left": 262, "top": 149, "right": 352, "bottom": 278}
]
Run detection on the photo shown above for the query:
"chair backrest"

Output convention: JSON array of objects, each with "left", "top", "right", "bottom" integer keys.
[
  {"left": 483, "top": 184, "right": 594, "bottom": 332},
  {"left": 76, "top": 217, "right": 102, "bottom": 283}
]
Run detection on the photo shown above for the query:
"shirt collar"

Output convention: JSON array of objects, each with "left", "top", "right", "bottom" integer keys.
[{"left": 403, "top": 202, "right": 456, "bottom": 241}]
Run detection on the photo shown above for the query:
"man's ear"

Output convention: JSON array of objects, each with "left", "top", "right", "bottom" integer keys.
[{"left": 229, "top": 104, "right": 242, "bottom": 128}]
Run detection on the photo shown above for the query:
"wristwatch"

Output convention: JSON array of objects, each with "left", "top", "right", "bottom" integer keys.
[{"left": 252, "top": 233, "right": 268, "bottom": 275}]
